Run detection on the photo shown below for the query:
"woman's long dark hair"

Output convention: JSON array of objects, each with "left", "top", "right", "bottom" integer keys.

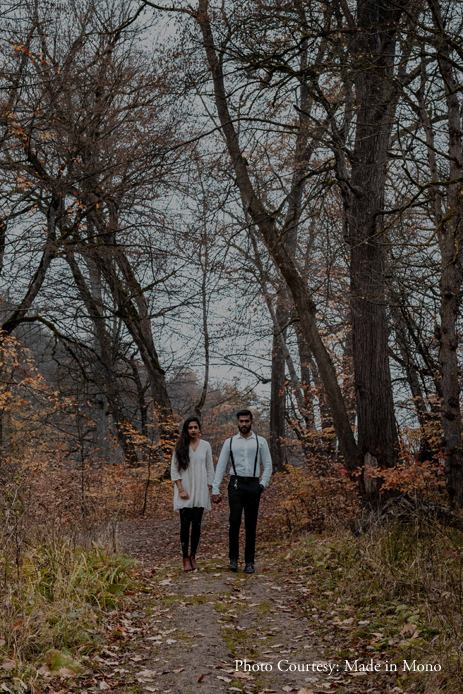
[{"left": 174, "top": 416, "right": 201, "bottom": 471}]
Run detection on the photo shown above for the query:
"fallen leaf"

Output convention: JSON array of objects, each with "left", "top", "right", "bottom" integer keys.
[
  {"left": 1, "top": 684, "right": 11, "bottom": 692},
  {"left": 143, "top": 687, "right": 158, "bottom": 693},
  {"left": 99, "top": 682, "right": 111, "bottom": 690},
  {"left": 173, "top": 667, "right": 184, "bottom": 673},
  {"left": 0, "top": 640, "right": 5, "bottom": 648},
  {"left": 235, "top": 671, "right": 254, "bottom": 680},
  {"left": 198, "top": 674, "right": 205, "bottom": 682},
  {"left": 217, "top": 676, "right": 232, "bottom": 682},
  {"left": 282, "top": 687, "right": 297, "bottom": 693},
  {"left": 1, "top": 659, "right": 16, "bottom": 672},
  {"left": 58, "top": 667, "right": 77, "bottom": 677},
  {"left": 136, "top": 670, "right": 157, "bottom": 680},
  {"left": 400, "top": 623, "right": 418, "bottom": 637},
  {"left": 297, "top": 689, "right": 314, "bottom": 694},
  {"left": 45, "top": 649, "right": 84, "bottom": 675},
  {"left": 166, "top": 639, "right": 177, "bottom": 644}
]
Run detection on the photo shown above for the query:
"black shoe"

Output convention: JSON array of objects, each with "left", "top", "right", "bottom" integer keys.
[
  {"left": 229, "top": 558, "right": 238, "bottom": 572},
  {"left": 244, "top": 562, "right": 255, "bottom": 574}
]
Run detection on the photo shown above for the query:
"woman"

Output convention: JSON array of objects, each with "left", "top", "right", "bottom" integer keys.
[{"left": 171, "top": 416, "right": 214, "bottom": 571}]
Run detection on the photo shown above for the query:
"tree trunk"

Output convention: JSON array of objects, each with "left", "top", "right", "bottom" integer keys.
[{"left": 347, "top": 0, "right": 403, "bottom": 499}]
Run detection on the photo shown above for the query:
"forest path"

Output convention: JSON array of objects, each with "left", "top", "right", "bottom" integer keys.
[
  {"left": 89, "top": 514, "right": 396, "bottom": 694},
  {"left": 113, "top": 516, "right": 330, "bottom": 694}
]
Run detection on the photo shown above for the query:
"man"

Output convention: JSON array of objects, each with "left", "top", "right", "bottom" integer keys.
[{"left": 212, "top": 409, "right": 272, "bottom": 573}]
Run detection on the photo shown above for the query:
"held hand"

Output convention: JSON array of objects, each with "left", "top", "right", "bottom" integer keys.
[
  {"left": 179, "top": 490, "right": 190, "bottom": 500},
  {"left": 211, "top": 494, "right": 222, "bottom": 504}
]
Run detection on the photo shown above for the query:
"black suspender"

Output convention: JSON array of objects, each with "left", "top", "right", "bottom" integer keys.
[
  {"left": 253, "top": 436, "right": 260, "bottom": 477},
  {"left": 229, "top": 436, "right": 237, "bottom": 476},
  {"left": 229, "top": 435, "right": 260, "bottom": 477}
]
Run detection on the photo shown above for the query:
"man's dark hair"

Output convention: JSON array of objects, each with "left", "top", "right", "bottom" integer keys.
[{"left": 236, "top": 409, "right": 253, "bottom": 420}]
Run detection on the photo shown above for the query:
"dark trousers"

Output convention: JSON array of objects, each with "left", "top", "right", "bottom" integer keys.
[
  {"left": 228, "top": 476, "right": 262, "bottom": 564},
  {"left": 179, "top": 507, "right": 204, "bottom": 559}
]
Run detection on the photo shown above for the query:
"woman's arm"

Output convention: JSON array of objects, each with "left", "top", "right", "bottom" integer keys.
[
  {"left": 171, "top": 453, "right": 189, "bottom": 499},
  {"left": 175, "top": 478, "right": 189, "bottom": 500}
]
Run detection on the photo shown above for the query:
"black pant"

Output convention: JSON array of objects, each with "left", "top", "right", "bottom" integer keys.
[
  {"left": 179, "top": 507, "right": 204, "bottom": 559},
  {"left": 228, "top": 476, "right": 262, "bottom": 564}
]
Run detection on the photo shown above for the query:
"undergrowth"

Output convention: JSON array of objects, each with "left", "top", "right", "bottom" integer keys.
[
  {"left": 0, "top": 538, "right": 134, "bottom": 685},
  {"left": 292, "top": 516, "right": 463, "bottom": 694}
]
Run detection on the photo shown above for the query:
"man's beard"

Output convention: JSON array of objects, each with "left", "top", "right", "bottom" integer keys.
[{"left": 238, "top": 424, "right": 251, "bottom": 434}]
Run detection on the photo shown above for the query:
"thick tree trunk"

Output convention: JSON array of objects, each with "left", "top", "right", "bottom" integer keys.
[{"left": 346, "top": 0, "right": 403, "bottom": 499}]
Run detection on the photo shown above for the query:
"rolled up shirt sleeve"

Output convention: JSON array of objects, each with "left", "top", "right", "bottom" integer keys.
[
  {"left": 170, "top": 452, "right": 181, "bottom": 482},
  {"left": 206, "top": 442, "right": 215, "bottom": 485},
  {"left": 212, "top": 439, "right": 230, "bottom": 495},
  {"left": 259, "top": 437, "right": 272, "bottom": 488}
]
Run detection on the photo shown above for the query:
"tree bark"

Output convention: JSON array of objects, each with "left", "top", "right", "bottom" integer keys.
[{"left": 346, "top": 0, "right": 404, "bottom": 498}]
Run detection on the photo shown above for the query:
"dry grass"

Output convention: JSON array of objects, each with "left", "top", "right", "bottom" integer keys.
[
  {"left": 0, "top": 471, "right": 136, "bottom": 687},
  {"left": 292, "top": 514, "right": 463, "bottom": 694}
]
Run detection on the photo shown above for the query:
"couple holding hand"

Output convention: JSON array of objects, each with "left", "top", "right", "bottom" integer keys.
[{"left": 170, "top": 409, "right": 272, "bottom": 574}]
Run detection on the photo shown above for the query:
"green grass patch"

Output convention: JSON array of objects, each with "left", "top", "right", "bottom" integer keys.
[{"left": 0, "top": 539, "right": 135, "bottom": 686}]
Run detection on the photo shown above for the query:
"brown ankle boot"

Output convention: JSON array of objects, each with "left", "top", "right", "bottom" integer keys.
[
  {"left": 190, "top": 556, "right": 198, "bottom": 570},
  {"left": 183, "top": 557, "right": 193, "bottom": 571}
]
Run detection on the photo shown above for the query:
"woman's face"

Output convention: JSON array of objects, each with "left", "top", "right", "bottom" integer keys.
[{"left": 188, "top": 421, "right": 200, "bottom": 439}]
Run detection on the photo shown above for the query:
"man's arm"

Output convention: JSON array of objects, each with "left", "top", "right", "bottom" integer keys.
[
  {"left": 212, "top": 439, "right": 230, "bottom": 495},
  {"left": 259, "top": 437, "right": 272, "bottom": 488}
]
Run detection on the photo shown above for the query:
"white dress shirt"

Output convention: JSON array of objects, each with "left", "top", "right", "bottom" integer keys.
[{"left": 212, "top": 431, "right": 272, "bottom": 495}]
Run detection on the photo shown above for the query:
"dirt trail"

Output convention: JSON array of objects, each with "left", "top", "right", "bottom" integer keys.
[{"left": 103, "top": 515, "right": 360, "bottom": 694}]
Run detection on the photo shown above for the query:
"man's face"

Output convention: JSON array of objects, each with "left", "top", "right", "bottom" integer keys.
[{"left": 237, "top": 416, "right": 252, "bottom": 435}]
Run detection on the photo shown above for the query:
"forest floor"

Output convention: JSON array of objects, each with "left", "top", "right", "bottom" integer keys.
[{"left": 60, "top": 500, "right": 408, "bottom": 694}]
